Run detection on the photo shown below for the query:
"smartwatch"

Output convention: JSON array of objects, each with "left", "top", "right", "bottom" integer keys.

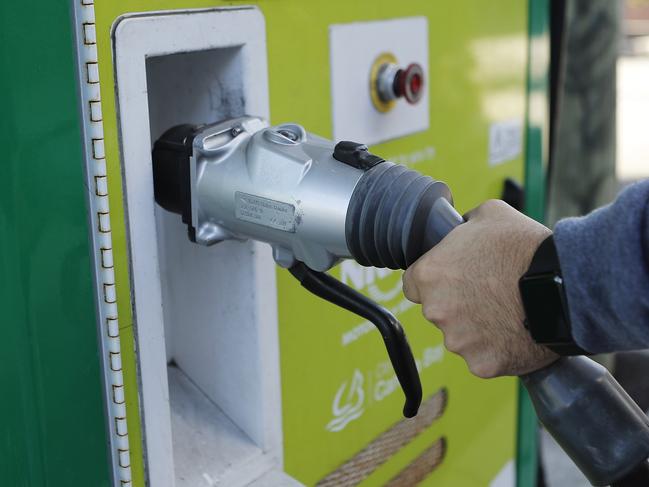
[{"left": 518, "top": 234, "right": 588, "bottom": 356}]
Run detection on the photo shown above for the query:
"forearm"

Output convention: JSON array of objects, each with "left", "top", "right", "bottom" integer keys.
[{"left": 553, "top": 180, "right": 649, "bottom": 353}]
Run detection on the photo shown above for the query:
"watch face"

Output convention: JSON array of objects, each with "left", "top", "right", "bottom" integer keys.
[{"left": 520, "top": 273, "right": 571, "bottom": 344}]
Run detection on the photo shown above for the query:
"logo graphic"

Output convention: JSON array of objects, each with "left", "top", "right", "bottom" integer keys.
[{"left": 326, "top": 369, "right": 365, "bottom": 432}]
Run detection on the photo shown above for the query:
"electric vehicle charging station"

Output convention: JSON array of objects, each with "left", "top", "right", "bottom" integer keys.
[
  {"left": 2, "top": 1, "right": 556, "bottom": 486},
  {"left": 101, "top": 4, "right": 534, "bottom": 485}
]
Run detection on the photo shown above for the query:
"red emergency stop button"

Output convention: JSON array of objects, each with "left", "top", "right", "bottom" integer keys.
[
  {"left": 370, "top": 54, "right": 425, "bottom": 112},
  {"left": 395, "top": 63, "right": 425, "bottom": 105}
]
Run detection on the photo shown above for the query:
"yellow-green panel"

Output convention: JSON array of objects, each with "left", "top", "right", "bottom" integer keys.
[{"left": 90, "top": 1, "right": 531, "bottom": 485}]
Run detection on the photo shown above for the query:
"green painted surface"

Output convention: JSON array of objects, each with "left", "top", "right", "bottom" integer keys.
[
  {"left": 92, "top": 1, "right": 531, "bottom": 485},
  {"left": 0, "top": 1, "right": 112, "bottom": 486},
  {"left": 517, "top": 1, "right": 551, "bottom": 486},
  {"left": 524, "top": 0, "right": 551, "bottom": 220}
]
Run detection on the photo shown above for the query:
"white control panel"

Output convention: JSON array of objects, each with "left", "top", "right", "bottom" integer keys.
[{"left": 329, "top": 17, "right": 430, "bottom": 145}]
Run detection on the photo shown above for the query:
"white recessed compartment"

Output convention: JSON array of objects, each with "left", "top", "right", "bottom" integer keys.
[
  {"left": 329, "top": 17, "right": 430, "bottom": 145},
  {"left": 113, "top": 8, "right": 300, "bottom": 487}
]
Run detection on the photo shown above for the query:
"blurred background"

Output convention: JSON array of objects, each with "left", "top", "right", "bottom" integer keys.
[
  {"left": 619, "top": 0, "right": 649, "bottom": 185},
  {"left": 542, "top": 1, "right": 649, "bottom": 485}
]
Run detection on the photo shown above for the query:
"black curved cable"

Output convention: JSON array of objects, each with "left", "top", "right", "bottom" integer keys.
[{"left": 288, "top": 262, "right": 422, "bottom": 418}]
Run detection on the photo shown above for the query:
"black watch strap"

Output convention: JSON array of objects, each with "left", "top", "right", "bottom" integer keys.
[
  {"left": 526, "top": 233, "right": 560, "bottom": 274},
  {"left": 520, "top": 235, "right": 588, "bottom": 356}
]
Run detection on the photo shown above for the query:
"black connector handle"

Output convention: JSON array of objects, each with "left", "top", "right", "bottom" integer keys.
[
  {"left": 288, "top": 262, "right": 422, "bottom": 418},
  {"left": 523, "top": 356, "right": 649, "bottom": 486}
]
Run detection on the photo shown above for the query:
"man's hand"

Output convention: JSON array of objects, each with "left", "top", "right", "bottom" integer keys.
[{"left": 402, "top": 199, "right": 559, "bottom": 378}]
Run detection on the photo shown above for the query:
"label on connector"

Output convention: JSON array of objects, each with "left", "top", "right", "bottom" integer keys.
[{"left": 235, "top": 192, "right": 296, "bottom": 232}]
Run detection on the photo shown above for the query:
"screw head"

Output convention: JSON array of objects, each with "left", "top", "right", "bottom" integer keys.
[{"left": 277, "top": 129, "right": 299, "bottom": 142}]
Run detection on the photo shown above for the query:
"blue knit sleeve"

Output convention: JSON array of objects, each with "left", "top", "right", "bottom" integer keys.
[{"left": 553, "top": 179, "right": 649, "bottom": 353}]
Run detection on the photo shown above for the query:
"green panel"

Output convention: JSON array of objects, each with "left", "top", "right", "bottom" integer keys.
[
  {"left": 0, "top": 2, "right": 112, "bottom": 487},
  {"left": 517, "top": 0, "right": 551, "bottom": 486},
  {"left": 524, "top": 0, "right": 551, "bottom": 220}
]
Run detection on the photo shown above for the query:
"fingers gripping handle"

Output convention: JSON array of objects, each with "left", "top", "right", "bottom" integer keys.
[
  {"left": 423, "top": 198, "right": 649, "bottom": 485},
  {"left": 420, "top": 202, "right": 649, "bottom": 484},
  {"left": 421, "top": 201, "right": 649, "bottom": 484}
]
